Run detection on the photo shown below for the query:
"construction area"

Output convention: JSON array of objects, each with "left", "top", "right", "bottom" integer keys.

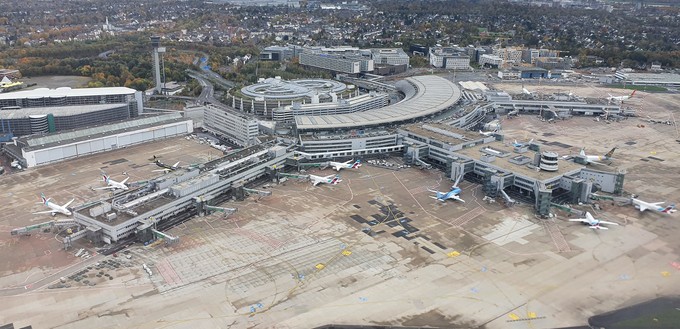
[{"left": 0, "top": 85, "right": 679, "bottom": 329}]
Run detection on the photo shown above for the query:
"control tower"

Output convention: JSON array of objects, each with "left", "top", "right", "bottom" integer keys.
[{"left": 150, "top": 36, "right": 166, "bottom": 94}]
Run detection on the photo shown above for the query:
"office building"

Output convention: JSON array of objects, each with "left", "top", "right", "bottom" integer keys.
[
  {"left": 428, "top": 47, "right": 471, "bottom": 70},
  {"left": 370, "top": 48, "right": 410, "bottom": 66},
  {"left": 203, "top": 104, "right": 260, "bottom": 147}
]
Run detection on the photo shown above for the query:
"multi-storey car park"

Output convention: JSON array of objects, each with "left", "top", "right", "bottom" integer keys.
[
  {"left": 224, "top": 77, "right": 357, "bottom": 118},
  {"left": 0, "top": 86, "right": 144, "bottom": 138},
  {"left": 272, "top": 91, "right": 389, "bottom": 123}
]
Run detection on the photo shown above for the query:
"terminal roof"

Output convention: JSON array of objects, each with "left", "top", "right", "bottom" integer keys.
[{"left": 295, "top": 75, "right": 461, "bottom": 130}]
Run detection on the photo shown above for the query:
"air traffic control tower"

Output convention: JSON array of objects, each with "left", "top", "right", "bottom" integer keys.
[{"left": 150, "top": 36, "right": 165, "bottom": 94}]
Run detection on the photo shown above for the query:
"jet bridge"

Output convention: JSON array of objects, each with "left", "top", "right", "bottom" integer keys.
[
  {"left": 11, "top": 219, "right": 78, "bottom": 236},
  {"left": 243, "top": 187, "right": 272, "bottom": 198}
]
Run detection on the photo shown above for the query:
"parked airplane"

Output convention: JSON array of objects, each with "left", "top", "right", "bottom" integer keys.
[
  {"left": 329, "top": 159, "right": 361, "bottom": 172},
  {"left": 34, "top": 193, "right": 74, "bottom": 216},
  {"left": 632, "top": 198, "right": 676, "bottom": 214},
  {"left": 522, "top": 87, "right": 534, "bottom": 96},
  {"left": 428, "top": 173, "right": 465, "bottom": 203},
  {"left": 152, "top": 159, "right": 181, "bottom": 173},
  {"left": 579, "top": 147, "right": 616, "bottom": 165},
  {"left": 309, "top": 174, "right": 342, "bottom": 186},
  {"left": 513, "top": 139, "right": 534, "bottom": 148},
  {"left": 94, "top": 174, "right": 130, "bottom": 191},
  {"left": 569, "top": 212, "right": 619, "bottom": 230},
  {"left": 607, "top": 90, "right": 636, "bottom": 103},
  {"left": 479, "top": 130, "right": 498, "bottom": 137}
]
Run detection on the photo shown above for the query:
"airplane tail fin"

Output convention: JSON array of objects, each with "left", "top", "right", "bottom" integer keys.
[
  {"left": 579, "top": 147, "right": 586, "bottom": 156},
  {"left": 352, "top": 160, "right": 361, "bottom": 168},
  {"left": 605, "top": 147, "right": 617, "bottom": 159},
  {"left": 662, "top": 205, "right": 676, "bottom": 214},
  {"left": 40, "top": 192, "right": 48, "bottom": 204},
  {"left": 102, "top": 174, "right": 109, "bottom": 182}
]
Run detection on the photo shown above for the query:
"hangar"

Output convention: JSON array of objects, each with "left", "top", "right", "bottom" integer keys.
[{"left": 5, "top": 113, "right": 192, "bottom": 168}]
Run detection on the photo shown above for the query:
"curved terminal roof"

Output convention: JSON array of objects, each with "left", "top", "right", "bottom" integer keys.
[{"left": 295, "top": 75, "right": 461, "bottom": 130}]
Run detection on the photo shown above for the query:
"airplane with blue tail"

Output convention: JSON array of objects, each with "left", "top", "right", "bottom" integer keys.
[{"left": 428, "top": 172, "right": 465, "bottom": 203}]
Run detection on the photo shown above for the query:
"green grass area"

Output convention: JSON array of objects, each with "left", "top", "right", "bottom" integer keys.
[
  {"left": 612, "top": 309, "right": 680, "bottom": 328},
  {"left": 608, "top": 84, "right": 667, "bottom": 92}
]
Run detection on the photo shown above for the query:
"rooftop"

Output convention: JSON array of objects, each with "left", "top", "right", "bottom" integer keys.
[
  {"left": 20, "top": 113, "right": 189, "bottom": 151},
  {"left": 295, "top": 75, "right": 461, "bottom": 130},
  {"left": 0, "top": 86, "right": 137, "bottom": 100},
  {"left": 0, "top": 104, "right": 128, "bottom": 120},
  {"left": 400, "top": 123, "right": 483, "bottom": 145},
  {"left": 455, "top": 140, "right": 583, "bottom": 181}
]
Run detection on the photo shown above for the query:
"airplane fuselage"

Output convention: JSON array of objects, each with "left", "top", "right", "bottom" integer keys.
[{"left": 45, "top": 202, "right": 71, "bottom": 216}]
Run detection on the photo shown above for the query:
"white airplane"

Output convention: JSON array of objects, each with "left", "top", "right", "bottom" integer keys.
[
  {"left": 94, "top": 174, "right": 130, "bottom": 191},
  {"left": 428, "top": 172, "right": 465, "bottom": 203},
  {"left": 513, "top": 139, "right": 534, "bottom": 148},
  {"left": 607, "top": 90, "right": 636, "bottom": 103},
  {"left": 522, "top": 87, "right": 534, "bottom": 96},
  {"left": 632, "top": 198, "right": 676, "bottom": 214},
  {"left": 479, "top": 130, "right": 498, "bottom": 137},
  {"left": 579, "top": 147, "right": 616, "bottom": 165},
  {"left": 569, "top": 212, "right": 619, "bottom": 230},
  {"left": 329, "top": 159, "right": 361, "bottom": 172},
  {"left": 33, "top": 193, "right": 74, "bottom": 216},
  {"left": 152, "top": 159, "right": 181, "bottom": 173},
  {"left": 309, "top": 174, "right": 342, "bottom": 186}
]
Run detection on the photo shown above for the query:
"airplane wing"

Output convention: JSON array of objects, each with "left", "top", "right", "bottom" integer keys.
[
  {"left": 63, "top": 199, "right": 75, "bottom": 208},
  {"left": 312, "top": 180, "right": 321, "bottom": 186},
  {"left": 450, "top": 194, "right": 465, "bottom": 203},
  {"left": 590, "top": 225, "right": 608, "bottom": 230},
  {"left": 121, "top": 177, "right": 130, "bottom": 184},
  {"left": 333, "top": 165, "right": 342, "bottom": 171},
  {"left": 637, "top": 203, "right": 649, "bottom": 212},
  {"left": 93, "top": 186, "right": 118, "bottom": 190},
  {"left": 172, "top": 162, "right": 181, "bottom": 168},
  {"left": 33, "top": 210, "right": 55, "bottom": 215},
  {"left": 588, "top": 160, "right": 606, "bottom": 165},
  {"left": 569, "top": 219, "right": 587, "bottom": 223}
]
